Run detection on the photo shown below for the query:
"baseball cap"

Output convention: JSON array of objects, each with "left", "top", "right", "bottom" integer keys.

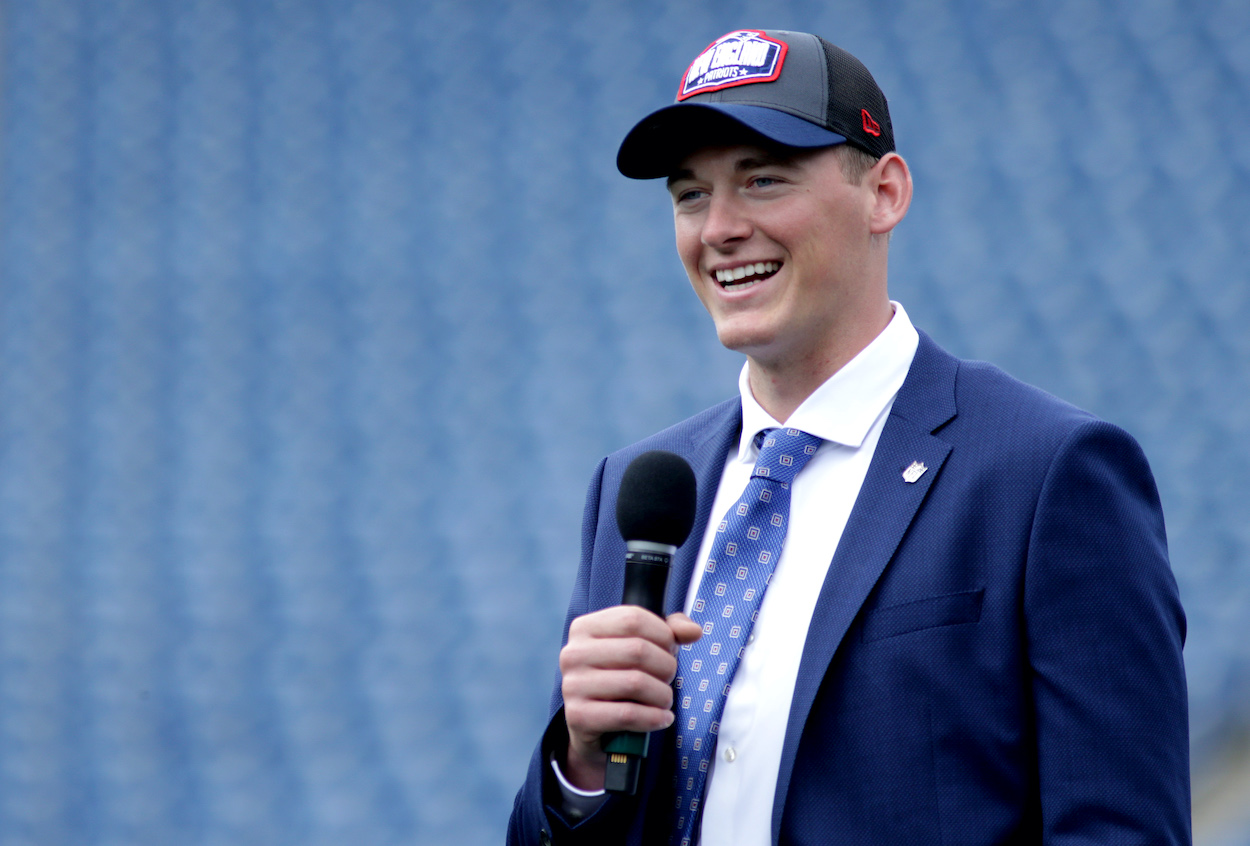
[{"left": 617, "top": 29, "right": 894, "bottom": 179}]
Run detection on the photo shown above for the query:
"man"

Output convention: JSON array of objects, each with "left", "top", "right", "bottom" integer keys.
[{"left": 509, "top": 29, "right": 1189, "bottom": 845}]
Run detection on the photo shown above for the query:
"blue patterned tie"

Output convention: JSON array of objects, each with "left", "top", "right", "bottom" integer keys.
[{"left": 671, "top": 427, "right": 823, "bottom": 846}]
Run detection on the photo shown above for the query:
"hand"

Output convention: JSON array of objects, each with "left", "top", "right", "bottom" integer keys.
[{"left": 559, "top": 607, "right": 703, "bottom": 790}]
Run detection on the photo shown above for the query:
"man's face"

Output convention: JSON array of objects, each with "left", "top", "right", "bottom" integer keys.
[{"left": 668, "top": 142, "right": 879, "bottom": 371}]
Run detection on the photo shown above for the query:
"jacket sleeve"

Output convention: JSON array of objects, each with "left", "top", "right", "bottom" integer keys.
[
  {"left": 1025, "top": 420, "right": 1190, "bottom": 843},
  {"left": 506, "top": 709, "right": 642, "bottom": 846},
  {"left": 507, "top": 458, "right": 647, "bottom": 846}
]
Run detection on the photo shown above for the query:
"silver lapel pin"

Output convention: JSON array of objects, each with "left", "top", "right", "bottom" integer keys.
[{"left": 902, "top": 461, "right": 927, "bottom": 484}]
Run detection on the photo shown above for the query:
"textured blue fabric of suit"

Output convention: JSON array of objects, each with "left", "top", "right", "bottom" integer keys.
[{"left": 509, "top": 334, "right": 1188, "bottom": 846}]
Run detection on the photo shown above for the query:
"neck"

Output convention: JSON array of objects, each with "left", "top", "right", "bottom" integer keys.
[{"left": 746, "top": 300, "right": 894, "bottom": 423}]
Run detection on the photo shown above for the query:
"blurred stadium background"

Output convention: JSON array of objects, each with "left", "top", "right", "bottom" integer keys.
[{"left": 1, "top": 0, "right": 1248, "bottom": 843}]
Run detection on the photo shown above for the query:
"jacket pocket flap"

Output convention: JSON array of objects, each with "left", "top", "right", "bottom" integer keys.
[{"left": 861, "top": 588, "right": 984, "bottom": 643}]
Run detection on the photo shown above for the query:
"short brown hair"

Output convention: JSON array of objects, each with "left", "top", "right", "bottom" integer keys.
[{"left": 834, "top": 144, "right": 880, "bottom": 184}]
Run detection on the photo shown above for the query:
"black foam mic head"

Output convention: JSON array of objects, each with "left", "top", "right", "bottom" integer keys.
[{"left": 615, "top": 450, "right": 697, "bottom": 547}]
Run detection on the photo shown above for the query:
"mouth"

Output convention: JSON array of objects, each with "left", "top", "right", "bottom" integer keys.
[{"left": 713, "top": 261, "right": 781, "bottom": 292}]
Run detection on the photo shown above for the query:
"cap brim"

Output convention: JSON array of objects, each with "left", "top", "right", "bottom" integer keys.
[{"left": 616, "top": 103, "right": 846, "bottom": 179}]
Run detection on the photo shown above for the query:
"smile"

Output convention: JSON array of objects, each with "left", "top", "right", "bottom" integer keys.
[{"left": 714, "top": 261, "right": 781, "bottom": 291}]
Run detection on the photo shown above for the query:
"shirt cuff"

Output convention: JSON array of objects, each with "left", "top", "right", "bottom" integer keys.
[{"left": 549, "top": 753, "right": 608, "bottom": 821}]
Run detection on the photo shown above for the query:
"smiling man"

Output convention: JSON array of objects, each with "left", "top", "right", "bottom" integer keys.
[{"left": 509, "top": 29, "right": 1190, "bottom": 846}]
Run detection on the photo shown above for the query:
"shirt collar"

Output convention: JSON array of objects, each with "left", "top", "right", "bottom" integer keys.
[{"left": 735, "top": 301, "right": 920, "bottom": 463}]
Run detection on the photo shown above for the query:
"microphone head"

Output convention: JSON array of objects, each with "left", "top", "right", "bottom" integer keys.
[{"left": 616, "top": 450, "right": 697, "bottom": 547}]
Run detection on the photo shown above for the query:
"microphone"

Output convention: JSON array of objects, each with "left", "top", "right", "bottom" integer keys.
[{"left": 603, "top": 450, "right": 697, "bottom": 795}]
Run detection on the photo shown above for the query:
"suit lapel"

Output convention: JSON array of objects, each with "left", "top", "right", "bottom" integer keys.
[{"left": 770, "top": 333, "right": 959, "bottom": 842}]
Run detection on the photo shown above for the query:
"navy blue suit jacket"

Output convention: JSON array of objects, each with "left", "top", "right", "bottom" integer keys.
[{"left": 509, "top": 332, "right": 1189, "bottom": 845}]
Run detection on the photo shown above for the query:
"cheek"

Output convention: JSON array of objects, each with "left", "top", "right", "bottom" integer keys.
[
  {"left": 793, "top": 214, "right": 858, "bottom": 268},
  {"left": 673, "top": 222, "right": 703, "bottom": 275}
]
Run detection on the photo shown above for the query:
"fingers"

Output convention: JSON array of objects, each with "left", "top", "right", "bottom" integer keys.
[
  {"left": 558, "top": 606, "right": 706, "bottom": 791},
  {"left": 568, "top": 603, "right": 680, "bottom": 645},
  {"left": 563, "top": 616, "right": 679, "bottom": 680},
  {"left": 560, "top": 606, "right": 692, "bottom": 738}
]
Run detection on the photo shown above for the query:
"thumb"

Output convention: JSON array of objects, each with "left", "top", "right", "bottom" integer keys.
[{"left": 667, "top": 612, "right": 704, "bottom": 646}]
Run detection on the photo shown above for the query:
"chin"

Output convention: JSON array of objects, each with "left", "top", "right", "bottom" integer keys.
[{"left": 715, "top": 328, "right": 777, "bottom": 358}]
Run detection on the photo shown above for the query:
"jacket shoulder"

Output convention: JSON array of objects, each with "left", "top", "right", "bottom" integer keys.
[
  {"left": 605, "top": 397, "right": 741, "bottom": 468},
  {"left": 954, "top": 357, "right": 1097, "bottom": 430},
  {"left": 915, "top": 332, "right": 1104, "bottom": 437}
]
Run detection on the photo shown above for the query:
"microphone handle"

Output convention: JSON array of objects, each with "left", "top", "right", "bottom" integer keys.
[{"left": 603, "top": 541, "right": 675, "bottom": 795}]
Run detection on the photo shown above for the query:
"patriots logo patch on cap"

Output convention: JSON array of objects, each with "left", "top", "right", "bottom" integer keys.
[{"left": 678, "top": 30, "right": 787, "bottom": 101}]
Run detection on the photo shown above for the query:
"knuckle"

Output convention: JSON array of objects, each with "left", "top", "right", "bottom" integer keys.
[
  {"left": 612, "top": 701, "right": 642, "bottom": 728},
  {"left": 617, "top": 606, "right": 653, "bottom": 637},
  {"left": 659, "top": 653, "right": 678, "bottom": 682},
  {"left": 619, "top": 670, "right": 650, "bottom": 702},
  {"left": 560, "top": 672, "right": 586, "bottom": 700},
  {"left": 558, "top": 643, "right": 585, "bottom": 674},
  {"left": 567, "top": 614, "right": 593, "bottom": 638},
  {"left": 622, "top": 638, "right": 649, "bottom": 666}
]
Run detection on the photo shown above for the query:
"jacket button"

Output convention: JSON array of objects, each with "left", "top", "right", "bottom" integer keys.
[{"left": 540, "top": 829, "right": 553, "bottom": 846}]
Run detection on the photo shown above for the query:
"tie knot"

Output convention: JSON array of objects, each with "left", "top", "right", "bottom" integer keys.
[{"left": 752, "top": 427, "right": 822, "bottom": 484}]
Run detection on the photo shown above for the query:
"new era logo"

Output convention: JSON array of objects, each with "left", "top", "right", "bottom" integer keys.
[
  {"left": 862, "top": 109, "right": 882, "bottom": 137},
  {"left": 678, "top": 30, "right": 788, "bottom": 100}
]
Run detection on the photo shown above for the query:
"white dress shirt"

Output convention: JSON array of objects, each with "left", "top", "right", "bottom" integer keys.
[
  {"left": 554, "top": 304, "right": 918, "bottom": 844},
  {"left": 689, "top": 303, "right": 917, "bottom": 846}
]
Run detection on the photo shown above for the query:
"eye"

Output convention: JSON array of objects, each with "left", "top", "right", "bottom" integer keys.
[
  {"left": 674, "top": 187, "right": 708, "bottom": 204},
  {"left": 748, "top": 175, "right": 780, "bottom": 189}
]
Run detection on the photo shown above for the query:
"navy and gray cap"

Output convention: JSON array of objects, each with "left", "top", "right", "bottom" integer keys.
[{"left": 617, "top": 29, "right": 895, "bottom": 179}]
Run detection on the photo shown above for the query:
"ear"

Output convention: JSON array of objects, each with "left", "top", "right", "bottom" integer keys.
[{"left": 867, "top": 152, "right": 912, "bottom": 236}]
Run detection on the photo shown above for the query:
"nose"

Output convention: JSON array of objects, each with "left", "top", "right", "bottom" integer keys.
[{"left": 701, "top": 192, "right": 752, "bottom": 250}]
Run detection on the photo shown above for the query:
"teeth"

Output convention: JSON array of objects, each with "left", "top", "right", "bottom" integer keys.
[{"left": 715, "top": 262, "right": 779, "bottom": 286}]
